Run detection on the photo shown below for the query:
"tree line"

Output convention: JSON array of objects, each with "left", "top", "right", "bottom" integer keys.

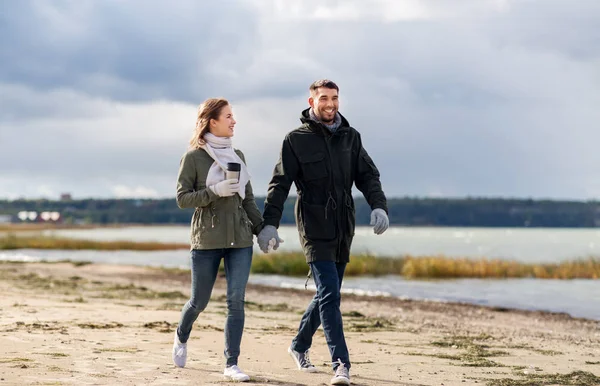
[{"left": 1, "top": 197, "right": 600, "bottom": 227}]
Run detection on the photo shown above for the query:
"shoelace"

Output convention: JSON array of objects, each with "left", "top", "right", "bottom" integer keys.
[
  {"left": 301, "top": 350, "right": 313, "bottom": 367},
  {"left": 333, "top": 359, "right": 349, "bottom": 377},
  {"left": 175, "top": 346, "right": 185, "bottom": 357}
]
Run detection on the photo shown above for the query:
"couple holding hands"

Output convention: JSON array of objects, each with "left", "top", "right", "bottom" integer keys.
[{"left": 173, "top": 79, "right": 389, "bottom": 385}]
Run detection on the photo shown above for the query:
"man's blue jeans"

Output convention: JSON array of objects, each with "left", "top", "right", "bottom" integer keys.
[
  {"left": 177, "top": 247, "right": 252, "bottom": 367},
  {"left": 291, "top": 261, "right": 350, "bottom": 370}
]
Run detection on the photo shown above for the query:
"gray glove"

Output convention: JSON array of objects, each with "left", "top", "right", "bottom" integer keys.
[
  {"left": 370, "top": 208, "right": 389, "bottom": 235},
  {"left": 257, "top": 225, "right": 284, "bottom": 253}
]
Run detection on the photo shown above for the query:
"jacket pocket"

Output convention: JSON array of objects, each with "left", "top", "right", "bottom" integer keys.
[
  {"left": 298, "top": 152, "right": 328, "bottom": 181},
  {"left": 239, "top": 209, "right": 253, "bottom": 240},
  {"left": 361, "top": 151, "right": 380, "bottom": 177},
  {"left": 299, "top": 200, "right": 336, "bottom": 241},
  {"left": 344, "top": 194, "right": 356, "bottom": 237},
  {"left": 192, "top": 208, "right": 205, "bottom": 235}
]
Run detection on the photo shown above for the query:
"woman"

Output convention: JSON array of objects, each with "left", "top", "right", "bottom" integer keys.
[{"left": 172, "top": 98, "right": 264, "bottom": 382}]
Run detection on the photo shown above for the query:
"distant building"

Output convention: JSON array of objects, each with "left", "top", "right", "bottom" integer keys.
[
  {"left": 17, "top": 211, "right": 39, "bottom": 222},
  {"left": 40, "top": 211, "right": 62, "bottom": 223},
  {"left": 60, "top": 193, "right": 72, "bottom": 201},
  {"left": 0, "top": 214, "right": 13, "bottom": 223}
]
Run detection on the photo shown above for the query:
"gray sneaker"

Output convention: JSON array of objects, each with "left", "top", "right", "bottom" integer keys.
[
  {"left": 288, "top": 346, "right": 318, "bottom": 372},
  {"left": 331, "top": 359, "right": 350, "bottom": 385}
]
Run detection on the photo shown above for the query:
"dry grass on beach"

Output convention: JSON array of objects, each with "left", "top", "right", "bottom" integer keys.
[{"left": 2, "top": 232, "right": 600, "bottom": 279}]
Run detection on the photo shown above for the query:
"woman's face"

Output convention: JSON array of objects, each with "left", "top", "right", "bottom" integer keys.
[{"left": 209, "top": 104, "right": 236, "bottom": 137}]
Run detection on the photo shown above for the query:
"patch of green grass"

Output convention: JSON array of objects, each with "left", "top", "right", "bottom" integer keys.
[
  {"left": 149, "top": 266, "right": 189, "bottom": 275},
  {"left": 14, "top": 321, "right": 66, "bottom": 332},
  {"left": 156, "top": 291, "right": 187, "bottom": 299},
  {"left": 532, "top": 349, "right": 562, "bottom": 356},
  {"left": 38, "top": 352, "right": 69, "bottom": 358},
  {"left": 585, "top": 361, "right": 600, "bottom": 365},
  {"left": 64, "top": 296, "right": 86, "bottom": 303},
  {"left": 245, "top": 301, "right": 293, "bottom": 312},
  {"left": 343, "top": 311, "right": 365, "bottom": 318},
  {"left": 77, "top": 322, "right": 123, "bottom": 329},
  {"left": 346, "top": 317, "right": 395, "bottom": 332},
  {"left": 157, "top": 302, "right": 183, "bottom": 310},
  {"left": 401, "top": 255, "right": 600, "bottom": 279},
  {"left": 97, "top": 283, "right": 186, "bottom": 300},
  {"left": 38, "top": 259, "right": 93, "bottom": 267},
  {"left": 16, "top": 272, "right": 82, "bottom": 291},
  {"left": 0, "top": 357, "right": 33, "bottom": 363},
  {"left": 197, "top": 324, "right": 225, "bottom": 332},
  {"left": 0, "top": 260, "right": 26, "bottom": 264},
  {"left": 407, "top": 334, "right": 508, "bottom": 368},
  {"left": 250, "top": 252, "right": 309, "bottom": 276},
  {"left": 4, "top": 235, "right": 599, "bottom": 278},
  {"left": 485, "top": 370, "right": 600, "bottom": 385},
  {"left": 88, "top": 373, "right": 114, "bottom": 378},
  {"left": 46, "top": 365, "right": 66, "bottom": 372},
  {"left": 99, "top": 347, "right": 140, "bottom": 353},
  {"left": 0, "top": 233, "right": 189, "bottom": 251},
  {"left": 504, "top": 343, "right": 563, "bottom": 356},
  {"left": 143, "top": 321, "right": 175, "bottom": 333},
  {"left": 252, "top": 252, "right": 600, "bottom": 279}
]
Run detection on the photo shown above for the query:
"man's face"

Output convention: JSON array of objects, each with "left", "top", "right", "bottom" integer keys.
[{"left": 309, "top": 87, "right": 339, "bottom": 124}]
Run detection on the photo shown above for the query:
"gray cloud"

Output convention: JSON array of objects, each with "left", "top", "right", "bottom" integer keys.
[
  {"left": 0, "top": 0, "right": 261, "bottom": 103},
  {"left": 1, "top": 0, "right": 600, "bottom": 200}
]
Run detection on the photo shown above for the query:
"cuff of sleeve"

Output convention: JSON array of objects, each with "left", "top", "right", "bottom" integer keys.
[
  {"left": 207, "top": 186, "right": 219, "bottom": 200},
  {"left": 263, "top": 218, "right": 280, "bottom": 229},
  {"left": 372, "top": 206, "right": 388, "bottom": 214},
  {"left": 252, "top": 222, "right": 265, "bottom": 236}
]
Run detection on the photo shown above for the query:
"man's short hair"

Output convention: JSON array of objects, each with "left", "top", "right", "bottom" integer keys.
[{"left": 309, "top": 79, "right": 339, "bottom": 95}]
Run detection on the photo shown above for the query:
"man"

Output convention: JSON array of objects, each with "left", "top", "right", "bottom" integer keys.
[{"left": 257, "top": 79, "right": 389, "bottom": 386}]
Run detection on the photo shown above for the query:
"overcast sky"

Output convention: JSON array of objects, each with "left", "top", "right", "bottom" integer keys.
[{"left": 1, "top": 0, "right": 599, "bottom": 200}]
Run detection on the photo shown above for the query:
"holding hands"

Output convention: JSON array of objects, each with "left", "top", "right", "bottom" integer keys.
[{"left": 257, "top": 225, "right": 284, "bottom": 253}]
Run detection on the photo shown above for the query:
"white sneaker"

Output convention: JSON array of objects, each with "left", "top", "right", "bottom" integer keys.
[
  {"left": 172, "top": 330, "right": 187, "bottom": 368},
  {"left": 223, "top": 365, "right": 250, "bottom": 382},
  {"left": 330, "top": 359, "right": 350, "bottom": 385}
]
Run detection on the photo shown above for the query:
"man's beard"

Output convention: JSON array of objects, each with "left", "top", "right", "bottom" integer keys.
[{"left": 317, "top": 110, "right": 336, "bottom": 124}]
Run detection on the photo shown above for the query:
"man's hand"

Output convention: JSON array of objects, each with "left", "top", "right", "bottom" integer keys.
[
  {"left": 257, "top": 225, "right": 284, "bottom": 253},
  {"left": 370, "top": 208, "right": 389, "bottom": 235}
]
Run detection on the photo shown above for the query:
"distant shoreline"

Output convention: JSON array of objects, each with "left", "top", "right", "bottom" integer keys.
[
  {"left": 5, "top": 222, "right": 600, "bottom": 231},
  {"left": 4, "top": 196, "right": 600, "bottom": 227}
]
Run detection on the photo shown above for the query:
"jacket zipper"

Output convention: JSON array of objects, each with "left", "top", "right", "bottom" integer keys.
[
  {"left": 323, "top": 134, "right": 337, "bottom": 220},
  {"left": 323, "top": 129, "right": 343, "bottom": 261}
]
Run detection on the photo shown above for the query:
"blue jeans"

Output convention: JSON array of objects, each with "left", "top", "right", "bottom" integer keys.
[
  {"left": 177, "top": 247, "right": 252, "bottom": 367},
  {"left": 291, "top": 261, "right": 350, "bottom": 370}
]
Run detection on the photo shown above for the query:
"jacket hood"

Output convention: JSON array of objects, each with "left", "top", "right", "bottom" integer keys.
[{"left": 299, "top": 108, "right": 350, "bottom": 134}]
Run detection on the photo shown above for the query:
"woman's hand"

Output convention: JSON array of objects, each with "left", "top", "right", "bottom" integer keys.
[{"left": 209, "top": 179, "right": 240, "bottom": 197}]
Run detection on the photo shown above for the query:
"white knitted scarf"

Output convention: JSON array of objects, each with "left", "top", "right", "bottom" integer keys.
[{"left": 200, "top": 132, "right": 250, "bottom": 199}]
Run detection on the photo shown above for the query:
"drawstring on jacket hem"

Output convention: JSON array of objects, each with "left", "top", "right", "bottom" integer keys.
[
  {"left": 324, "top": 192, "right": 337, "bottom": 220},
  {"left": 304, "top": 266, "right": 312, "bottom": 290}
]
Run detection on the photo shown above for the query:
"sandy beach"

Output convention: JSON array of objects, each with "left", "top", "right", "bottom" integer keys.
[{"left": 0, "top": 261, "right": 599, "bottom": 386}]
